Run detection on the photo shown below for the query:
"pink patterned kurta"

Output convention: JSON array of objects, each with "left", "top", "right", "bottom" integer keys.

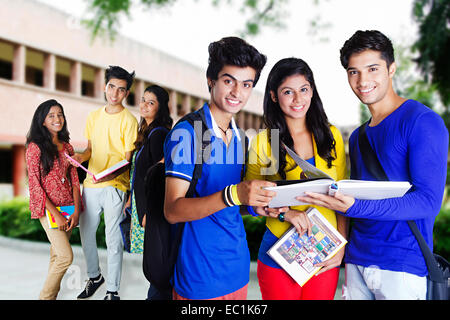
[{"left": 25, "top": 142, "right": 83, "bottom": 219}]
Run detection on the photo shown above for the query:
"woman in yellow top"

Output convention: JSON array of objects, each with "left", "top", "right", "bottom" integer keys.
[{"left": 245, "top": 58, "right": 348, "bottom": 300}]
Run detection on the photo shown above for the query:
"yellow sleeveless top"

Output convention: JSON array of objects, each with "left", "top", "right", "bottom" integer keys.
[{"left": 244, "top": 126, "right": 347, "bottom": 238}]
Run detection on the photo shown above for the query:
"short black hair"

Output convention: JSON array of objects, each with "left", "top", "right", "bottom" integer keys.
[
  {"left": 105, "top": 65, "right": 135, "bottom": 90},
  {"left": 206, "top": 36, "right": 267, "bottom": 91},
  {"left": 340, "top": 30, "right": 395, "bottom": 69}
]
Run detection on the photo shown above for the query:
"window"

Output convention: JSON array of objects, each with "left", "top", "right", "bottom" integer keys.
[
  {"left": 0, "top": 149, "right": 12, "bottom": 183},
  {"left": 55, "top": 57, "right": 71, "bottom": 92},
  {"left": 126, "top": 82, "right": 136, "bottom": 107},
  {"left": 81, "top": 64, "right": 95, "bottom": 97},
  {"left": 25, "top": 48, "right": 44, "bottom": 87},
  {"left": 0, "top": 41, "right": 13, "bottom": 80}
]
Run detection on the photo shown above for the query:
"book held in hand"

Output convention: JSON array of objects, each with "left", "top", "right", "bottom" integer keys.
[
  {"left": 267, "top": 207, "right": 347, "bottom": 287},
  {"left": 266, "top": 178, "right": 412, "bottom": 208},
  {"left": 265, "top": 143, "right": 412, "bottom": 208},
  {"left": 46, "top": 205, "right": 75, "bottom": 229},
  {"left": 64, "top": 153, "right": 129, "bottom": 182}
]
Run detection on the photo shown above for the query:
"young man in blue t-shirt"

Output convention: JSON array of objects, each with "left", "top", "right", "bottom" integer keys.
[
  {"left": 298, "top": 30, "right": 448, "bottom": 299},
  {"left": 163, "top": 37, "right": 281, "bottom": 300}
]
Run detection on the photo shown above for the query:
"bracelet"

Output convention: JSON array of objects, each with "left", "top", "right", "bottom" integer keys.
[
  {"left": 222, "top": 185, "right": 235, "bottom": 207},
  {"left": 230, "top": 184, "right": 242, "bottom": 206},
  {"left": 278, "top": 212, "right": 285, "bottom": 223},
  {"left": 247, "top": 205, "right": 258, "bottom": 217}
]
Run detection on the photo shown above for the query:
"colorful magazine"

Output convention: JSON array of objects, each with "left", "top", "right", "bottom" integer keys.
[
  {"left": 46, "top": 205, "right": 75, "bottom": 229},
  {"left": 267, "top": 207, "right": 347, "bottom": 286}
]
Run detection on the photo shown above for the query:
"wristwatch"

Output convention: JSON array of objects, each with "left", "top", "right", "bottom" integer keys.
[{"left": 278, "top": 212, "right": 285, "bottom": 223}]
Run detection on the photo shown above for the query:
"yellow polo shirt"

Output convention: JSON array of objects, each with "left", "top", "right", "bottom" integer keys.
[
  {"left": 83, "top": 105, "right": 138, "bottom": 193},
  {"left": 245, "top": 126, "right": 347, "bottom": 238}
]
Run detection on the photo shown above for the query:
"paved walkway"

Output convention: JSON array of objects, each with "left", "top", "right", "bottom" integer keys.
[{"left": 0, "top": 236, "right": 343, "bottom": 300}]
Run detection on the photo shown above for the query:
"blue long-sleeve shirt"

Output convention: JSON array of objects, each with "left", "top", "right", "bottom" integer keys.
[{"left": 345, "top": 99, "right": 448, "bottom": 276}]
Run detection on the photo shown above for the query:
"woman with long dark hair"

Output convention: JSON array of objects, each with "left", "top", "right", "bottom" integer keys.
[
  {"left": 25, "top": 99, "right": 83, "bottom": 299},
  {"left": 123, "top": 85, "right": 173, "bottom": 299},
  {"left": 245, "top": 58, "right": 348, "bottom": 300}
]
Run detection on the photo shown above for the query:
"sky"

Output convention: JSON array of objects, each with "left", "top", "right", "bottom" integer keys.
[{"left": 36, "top": 0, "right": 418, "bottom": 127}]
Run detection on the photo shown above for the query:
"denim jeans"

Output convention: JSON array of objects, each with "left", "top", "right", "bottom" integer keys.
[
  {"left": 79, "top": 186, "right": 127, "bottom": 292},
  {"left": 343, "top": 263, "right": 427, "bottom": 300}
]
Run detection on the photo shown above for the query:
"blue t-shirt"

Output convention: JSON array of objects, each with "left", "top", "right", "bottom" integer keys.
[
  {"left": 258, "top": 157, "right": 316, "bottom": 269},
  {"left": 164, "top": 104, "right": 250, "bottom": 299},
  {"left": 345, "top": 99, "right": 448, "bottom": 276}
]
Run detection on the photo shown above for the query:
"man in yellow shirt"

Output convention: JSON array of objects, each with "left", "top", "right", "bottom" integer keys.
[{"left": 71, "top": 66, "right": 138, "bottom": 300}]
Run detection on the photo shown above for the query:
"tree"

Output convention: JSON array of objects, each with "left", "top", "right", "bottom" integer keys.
[
  {"left": 412, "top": 0, "right": 450, "bottom": 108},
  {"left": 85, "top": 0, "right": 449, "bottom": 117},
  {"left": 83, "top": 0, "right": 290, "bottom": 40}
]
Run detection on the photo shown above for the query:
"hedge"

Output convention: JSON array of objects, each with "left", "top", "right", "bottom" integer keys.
[
  {"left": 1, "top": 197, "right": 449, "bottom": 261},
  {"left": 0, "top": 198, "right": 265, "bottom": 260}
]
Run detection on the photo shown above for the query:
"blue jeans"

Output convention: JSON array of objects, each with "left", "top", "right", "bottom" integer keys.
[{"left": 79, "top": 186, "right": 127, "bottom": 292}]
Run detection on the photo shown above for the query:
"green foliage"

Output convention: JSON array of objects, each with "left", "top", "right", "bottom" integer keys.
[
  {"left": 2, "top": 197, "right": 448, "bottom": 261},
  {"left": 243, "top": 214, "right": 266, "bottom": 260},
  {"left": 0, "top": 198, "right": 106, "bottom": 248},
  {"left": 412, "top": 0, "right": 450, "bottom": 107},
  {"left": 84, "top": 0, "right": 176, "bottom": 40},
  {"left": 359, "top": 103, "right": 371, "bottom": 125},
  {"left": 434, "top": 204, "right": 450, "bottom": 259},
  {"left": 0, "top": 198, "right": 45, "bottom": 241},
  {"left": 0, "top": 198, "right": 267, "bottom": 260},
  {"left": 83, "top": 0, "right": 290, "bottom": 41}
]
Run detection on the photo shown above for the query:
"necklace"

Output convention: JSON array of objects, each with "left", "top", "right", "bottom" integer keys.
[{"left": 218, "top": 126, "right": 229, "bottom": 134}]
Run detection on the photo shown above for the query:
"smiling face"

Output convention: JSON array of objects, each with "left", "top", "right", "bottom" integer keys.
[
  {"left": 346, "top": 49, "right": 396, "bottom": 107},
  {"left": 208, "top": 65, "right": 256, "bottom": 115},
  {"left": 272, "top": 74, "right": 313, "bottom": 120},
  {"left": 43, "top": 105, "right": 65, "bottom": 136},
  {"left": 140, "top": 91, "right": 159, "bottom": 123},
  {"left": 104, "top": 78, "right": 129, "bottom": 107}
]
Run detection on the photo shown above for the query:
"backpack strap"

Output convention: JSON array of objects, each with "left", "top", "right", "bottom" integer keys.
[
  {"left": 357, "top": 120, "right": 444, "bottom": 283},
  {"left": 357, "top": 121, "right": 388, "bottom": 180},
  {"left": 132, "top": 126, "right": 170, "bottom": 194},
  {"left": 175, "top": 107, "right": 211, "bottom": 198}
]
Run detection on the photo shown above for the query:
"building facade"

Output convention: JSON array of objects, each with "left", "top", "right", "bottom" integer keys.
[{"left": 0, "top": 0, "right": 266, "bottom": 198}]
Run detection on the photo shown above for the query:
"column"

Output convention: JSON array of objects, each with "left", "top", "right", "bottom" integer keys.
[
  {"left": 181, "top": 94, "right": 191, "bottom": 116},
  {"left": 12, "top": 44, "right": 25, "bottom": 84},
  {"left": 253, "top": 115, "right": 262, "bottom": 130},
  {"left": 43, "top": 53, "right": 55, "bottom": 90},
  {"left": 244, "top": 113, "right": 252, "bottom": 131},
  {"left": 196, "top": 98, "right": 205, "bottom": 110},
  {"left": 12, "top": 145, "right": 26, "bottom": 197},
  {"left": 70, "top": 61, "right": 81, "bottom": 96},
  {"left": 94, "top": 68, "right": 104, "bottom": 99},
  {"left": 236, "top": 112, "right": 244, "bottom": 129},
  {"left": 134, "top": 80, "right": 144, "bottom": 106},
  {"left": 169, "top": 90, "right": 178, "bottom": 120}
]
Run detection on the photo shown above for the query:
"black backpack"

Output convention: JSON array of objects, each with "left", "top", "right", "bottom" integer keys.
[{"left": 142, "top": 107, "right": 248, "bottom": 294}]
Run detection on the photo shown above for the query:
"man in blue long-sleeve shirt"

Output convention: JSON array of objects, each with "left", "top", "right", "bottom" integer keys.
[{"left": 298, "top": 30, "right": 448, "bottom": 299}]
